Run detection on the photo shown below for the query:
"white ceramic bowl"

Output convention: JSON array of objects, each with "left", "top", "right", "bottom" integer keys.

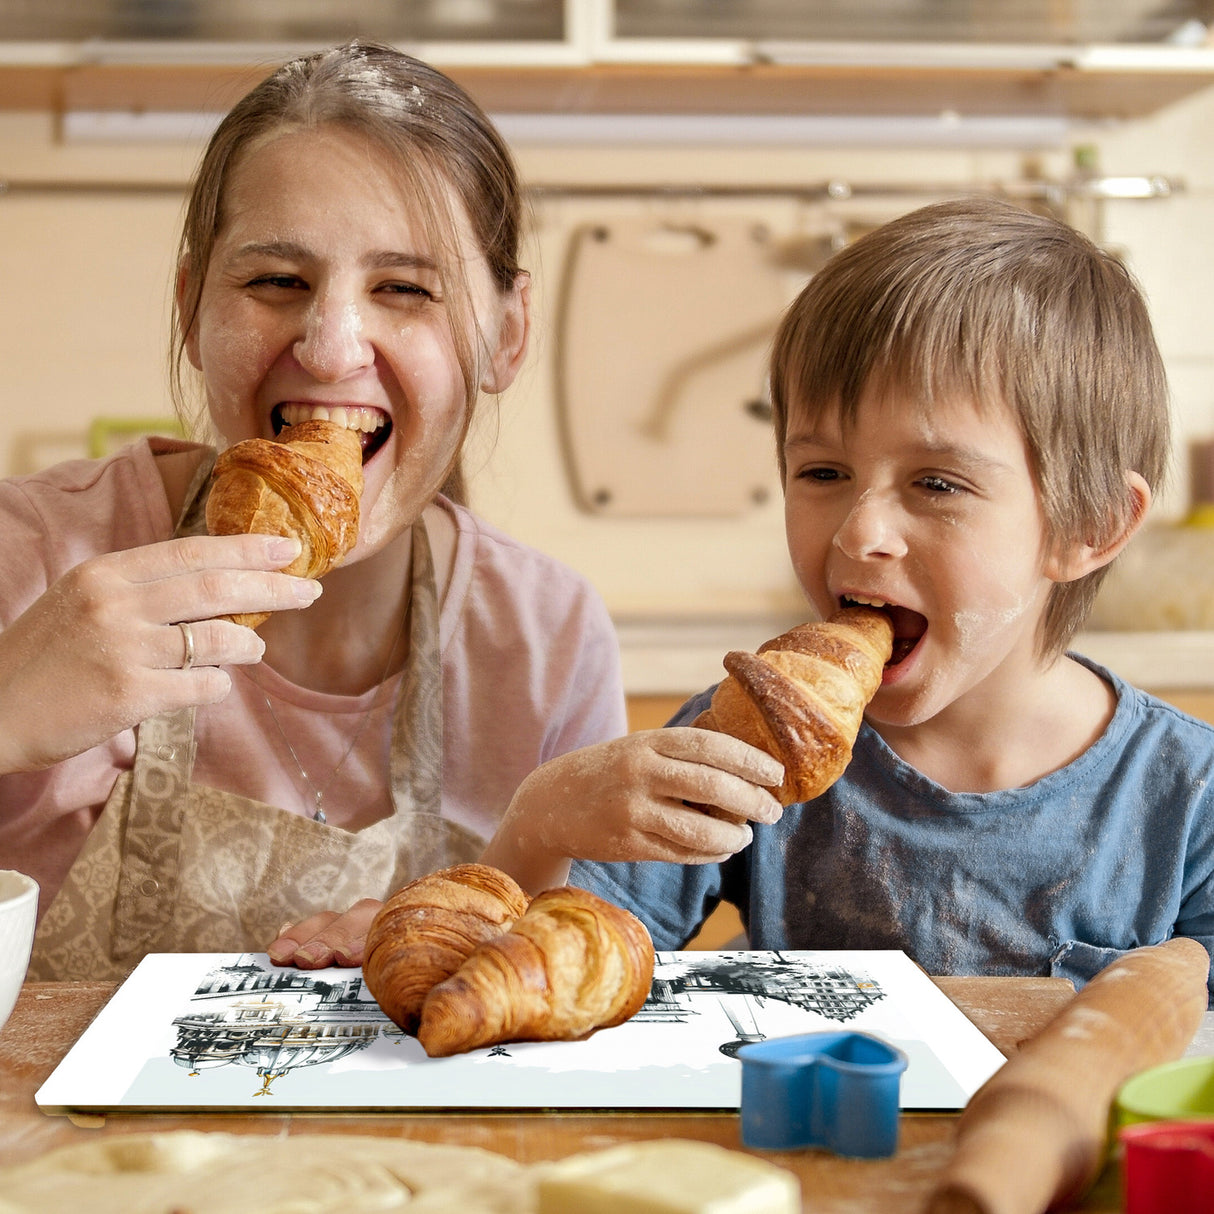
[{"left": 0, "top": 870, "right": 38, "bottom": 1036}]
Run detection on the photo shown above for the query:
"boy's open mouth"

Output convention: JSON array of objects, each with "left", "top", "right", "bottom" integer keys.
[
  {"left": 840, "top": 595, "right": 926, "bottom": 665},
  {"left": 273, "top": 403, "right": 392, "bottom": 463}
]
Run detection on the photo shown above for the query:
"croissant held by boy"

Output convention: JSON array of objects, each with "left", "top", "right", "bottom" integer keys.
[
  {"left": 693, "top": 604, "right": 893, "bottom": 804},
  {"left": 362, "top": 863, "right": 655, "bottom": 1057}
]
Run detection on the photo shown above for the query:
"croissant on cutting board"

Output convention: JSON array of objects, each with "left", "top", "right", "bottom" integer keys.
[
  {"left": 362, "top": 863, "right": 530, "bottom": 1035},
  {"left": 416, "top": 884, "right": 655, "bottom": 1058},
  {"left": 205, "top": 418, "right": 364, "bottom": 628},
  {"left": 694, "top": 605, "right": 893, "bottom": 805}
]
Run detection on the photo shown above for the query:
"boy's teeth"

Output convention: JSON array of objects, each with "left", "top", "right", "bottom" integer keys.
[
  {"left": 279, "top": 403, "right": 385, "bottom": 432},
  {"left": 845, "top": 595, "right": 890, "bottom": 608}
]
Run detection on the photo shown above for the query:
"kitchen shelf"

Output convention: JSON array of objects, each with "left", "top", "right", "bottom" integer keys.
[{"left": 2, "top": 53, "right": 1214, "bottom": 122}]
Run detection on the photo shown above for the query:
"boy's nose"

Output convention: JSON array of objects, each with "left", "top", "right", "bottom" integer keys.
[
  {"left": 292, "top": 295, "right": 374, "bottom": 380},
  {"left": 833, "top": 490, "right": 908, "bottom": 560}
]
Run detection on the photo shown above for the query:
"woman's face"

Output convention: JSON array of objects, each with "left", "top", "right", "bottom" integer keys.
[{"left": 184, "top": 124, "right": 526, "bottom": 557}]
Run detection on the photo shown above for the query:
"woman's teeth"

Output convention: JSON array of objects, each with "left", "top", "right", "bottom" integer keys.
[{"left": 278, "top": 402, "right": 385, "bottom": 434}]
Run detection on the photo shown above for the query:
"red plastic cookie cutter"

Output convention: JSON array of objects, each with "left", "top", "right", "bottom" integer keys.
[{"left": 1119, "top": 1121, "right": 1214, "bottom": 1214}]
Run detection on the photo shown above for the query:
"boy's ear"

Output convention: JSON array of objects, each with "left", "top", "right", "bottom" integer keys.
[
  {"left": 1045, "top": 470, "right": 1152, "bottom": 583},
  {"left": 480, "top": 271, "right": 531, "bottom": 394}
]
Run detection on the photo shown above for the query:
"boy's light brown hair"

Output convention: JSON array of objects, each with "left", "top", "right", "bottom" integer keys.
[{"left": 769, "top": 195, "right": 1170, "bottom": 659}]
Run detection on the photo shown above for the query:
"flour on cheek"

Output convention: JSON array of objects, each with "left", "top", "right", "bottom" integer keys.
[
  {"left": 949, "top": 593, "right": 1034, "bottom": 648},
  {"left": 204, "top": 327, "right": 273, "bottom": 436},
  {"left": 360, "top": 417, "right": 461, "bottom": 549}
]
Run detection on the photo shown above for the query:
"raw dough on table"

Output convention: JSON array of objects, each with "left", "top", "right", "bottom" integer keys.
[
  {"left": 0, "top": 1131, "right": 530, "bottom": 1213},
  {"left": 0, "top": 1131, "right": 801, "bottom": 1214}
]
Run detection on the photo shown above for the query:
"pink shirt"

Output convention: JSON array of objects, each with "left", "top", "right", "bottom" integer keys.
[{"left": 0, "top": 439, "right": 627, "bottom": 914}]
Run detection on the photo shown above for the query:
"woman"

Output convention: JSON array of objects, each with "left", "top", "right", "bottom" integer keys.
[{"left": 3, "top": 41, "right": 625, "bottom": 980}]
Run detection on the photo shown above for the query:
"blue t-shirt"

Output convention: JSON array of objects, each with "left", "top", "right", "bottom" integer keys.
[{"left": 573, "top": 656, "right": 1214, "bottom": 997}]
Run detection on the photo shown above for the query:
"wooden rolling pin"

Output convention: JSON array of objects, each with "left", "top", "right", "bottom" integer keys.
[{"left": 925, "top": 937, "right": 1211, "bottom": 1214}]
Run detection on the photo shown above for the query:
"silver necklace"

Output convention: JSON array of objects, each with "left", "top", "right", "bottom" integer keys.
[{"left": 259, "top": 605, "right": 409, "bottom": 824}]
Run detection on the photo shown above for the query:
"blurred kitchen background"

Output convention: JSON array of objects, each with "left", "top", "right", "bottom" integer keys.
[{"left": 4, "top": 0, "right": 1214, "bottom": 723}]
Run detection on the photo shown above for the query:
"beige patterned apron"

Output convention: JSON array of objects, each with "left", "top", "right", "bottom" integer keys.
[{"left": 30, "top": 456, "right": 480, "bottom": 981}]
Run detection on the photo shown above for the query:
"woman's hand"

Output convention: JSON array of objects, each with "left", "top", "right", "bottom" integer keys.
[
  {"left": 267, "top": 899, "right": 383, "bottom": 969},
  {"left": 481, "top": 727, "right": 785, "bottom": 894},
  {"left": 0, "top": 533, "right": 321, "bottom": 774}
]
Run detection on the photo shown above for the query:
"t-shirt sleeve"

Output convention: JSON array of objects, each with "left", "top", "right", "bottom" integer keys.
[
  {"left": 541, "top": 582, "right": 628, "bottom": 757},
  {"left": 0, "top": 443, "right": 172, "bottom": 627},
  {"left": 573, "top": 857, "right": 725, "bottom": 951}
]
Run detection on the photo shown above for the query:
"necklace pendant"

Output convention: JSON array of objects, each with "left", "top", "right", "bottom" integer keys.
[{"left": 314, "top": 794, "right": 327, "bottom": 825}]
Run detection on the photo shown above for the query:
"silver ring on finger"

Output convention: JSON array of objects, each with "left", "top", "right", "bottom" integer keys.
[{"left": 178, "top": 621, "right": 196, "bottom": 671}]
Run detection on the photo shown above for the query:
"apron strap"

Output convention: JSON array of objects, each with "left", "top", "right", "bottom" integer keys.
[
  {"left": 111, "top": 708, "right": 196, "bottom": 955},
  {"left": 176, "top": 448, "right": 217, "bottom": 536},
  {"left": 390, "top": 519, "right": 442, "bottom": 812},
  {"left": 106, "top": 457, "right": 213, "bottom": 955}
]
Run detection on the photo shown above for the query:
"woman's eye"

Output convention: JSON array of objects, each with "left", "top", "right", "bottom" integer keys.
[{"left": 247, "top": 273, "right": 305, "bottom": 290}]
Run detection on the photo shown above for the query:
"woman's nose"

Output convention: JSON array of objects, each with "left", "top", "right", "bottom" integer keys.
[
  {"left": 833, "top": 489, "right": 908, "bottom": 560},
  {"left": 292, "top": 294, "right": 373, "bottom": 380}
]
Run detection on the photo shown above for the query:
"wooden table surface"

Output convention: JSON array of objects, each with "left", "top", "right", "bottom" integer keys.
[{"left": 0, "top": 974, "right": 1129, "bottom": 1212}]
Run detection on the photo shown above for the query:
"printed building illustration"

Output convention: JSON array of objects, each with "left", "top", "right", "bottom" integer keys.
[
  {"left": 170, "top": 957, "right": 397, "bottom": 1095},
  {"left": 165, "top": 951, "right": 888, "bottom": 1093}
]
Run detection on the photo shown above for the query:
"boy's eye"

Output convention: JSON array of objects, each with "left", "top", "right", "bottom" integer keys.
[
  {"left": 797, "top": 466, "right": 842, "bottom": 483},
  {"left": 380, "top": 281, "right": 436, "bottom": 300},
  {"left": 918, "top": 474, "right": 963, "bottom": 494}
]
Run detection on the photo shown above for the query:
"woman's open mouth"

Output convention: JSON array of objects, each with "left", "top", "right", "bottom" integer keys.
[
  {"left": 841, "top": 595, "right": 927, "bottom": 665},
  {"left": 273, "top": 403, "right": 392, "bottom": 463}
]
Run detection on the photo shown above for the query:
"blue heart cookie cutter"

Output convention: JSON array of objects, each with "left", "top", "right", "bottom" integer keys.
[{"left": 737, "top": 1030, "right": 908, "bottom": 1157}]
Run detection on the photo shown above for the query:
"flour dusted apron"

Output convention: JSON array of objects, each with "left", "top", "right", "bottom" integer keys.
[{"left": 30, "top": 463, "right": 477, "bottom": 981}]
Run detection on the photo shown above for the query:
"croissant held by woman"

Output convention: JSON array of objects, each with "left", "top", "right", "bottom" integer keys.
[
  {"left": 206, "top": 418, "right": 365, "bottom": 628},
  {"left": 362, "top": 863, "right": 655, "bottom": 1057}
]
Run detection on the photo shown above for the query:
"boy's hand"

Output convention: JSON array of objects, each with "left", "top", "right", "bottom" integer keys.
[{"left": 483, "top": 728, "right": 784, "bottom": 893}]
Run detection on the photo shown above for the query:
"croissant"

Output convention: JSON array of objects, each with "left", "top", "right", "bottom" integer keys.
[
  {"left": 416, "top": 885, "right": 655, "bottom": 1058},
  {"left": 362, "top": 863, "right": 530, "bottom": 1035},
  {"left": 694, "top": 605, "right": 893, "bottom": 805},
  {"left": 205, "top": 418, "right": 364, "bottom": 627}
]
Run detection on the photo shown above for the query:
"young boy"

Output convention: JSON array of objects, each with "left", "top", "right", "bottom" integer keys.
[{"left": 484, "top": 196, "right": 1214, "bottom": 995}]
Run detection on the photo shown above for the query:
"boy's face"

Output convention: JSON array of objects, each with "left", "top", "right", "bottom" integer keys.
[{"left": 783, "top": 383, "right": 1068, "bottom": 729}]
